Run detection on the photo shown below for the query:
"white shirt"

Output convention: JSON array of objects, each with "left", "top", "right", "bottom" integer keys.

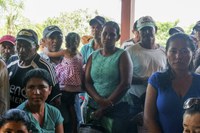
[{"left": 126, "top": 43, "right": 167, "bottom": 97}]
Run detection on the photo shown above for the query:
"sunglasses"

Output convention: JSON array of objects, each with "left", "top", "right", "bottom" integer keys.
[{"left": 183, "top": 97, "right": 200, "bottom": 109}]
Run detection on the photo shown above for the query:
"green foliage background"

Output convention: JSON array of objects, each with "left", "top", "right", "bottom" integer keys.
[
  {"left": 0, "top": 0, "right": 196, "bottom": 48},
  {"left": 156, "top": 20, "right": 194, "bottom": 46}
]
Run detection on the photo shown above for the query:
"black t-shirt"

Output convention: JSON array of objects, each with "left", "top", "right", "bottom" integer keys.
[{"left": 7, "top": 54, "right": 61, "bottom": 108}]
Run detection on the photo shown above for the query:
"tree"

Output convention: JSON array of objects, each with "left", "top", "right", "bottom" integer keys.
[
  {"left": 0, "top": 0, "right": 6, "bottom": 8},
  {"left": 0, "top": 2, "right": 194, "bottom": 47},
  {"left": 156, "top": 20, "right": 179, "bottom": 46},
  {"left": 0, "top": 0, "right": 6, "bottom": 25},
  {"left": 40, "top": 9, "right": 115, "bottom": 48},
  {"left": 43, "top": 9, "right": 98, "bottom": 38},
  {"left": 1, "top": 0, "right": 24, "bottom": 35},
  {"left": 38, "top": 9, "right": 100, "bottom": 48}
]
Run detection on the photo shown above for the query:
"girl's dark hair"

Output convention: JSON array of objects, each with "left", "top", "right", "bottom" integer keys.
[
  {"left": 103, "top": 21, "right": 120, "bottom": 37},
  {"left": 23, "top": 68, "right": 53, "bottom": 87},
  {"left": 0, "top": 109, "right": 32, "bottom": 131},
  {"left": 159, "top": 33, "right": 196, "bottom": 88},
  {"left": 65, "top": 32, "right": 80, "bottom": 54}
]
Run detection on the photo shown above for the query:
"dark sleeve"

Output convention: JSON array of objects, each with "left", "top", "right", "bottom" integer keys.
[
  {"left": 36, "top": 55, "right": 62, "bottom": 103},
  {"left": 6, "top": 55, "right": 19, "bottom": 66},
  {"left": 46, "top": 66, "right": 62, "bottom": 103},
  {"left": 46, "top": 83, "right": 62, "bottom": 103}
]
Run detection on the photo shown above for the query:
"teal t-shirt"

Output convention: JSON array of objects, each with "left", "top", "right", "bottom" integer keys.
[
  {"left": 91, "top": 48, "right": 124, "bottom": 97},
  {"left": 88, "top": 48, "right": 132, "bottom": 133},
  {"left": 17, "top": 101, "right": 64, "bottom": 133}
]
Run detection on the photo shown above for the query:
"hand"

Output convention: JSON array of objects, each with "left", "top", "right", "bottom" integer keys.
[
  {"left": 97, "top": 98, "right": 112, "bottom": 109},
  {"left": 42, "top": 46, "right": 49, "bottom": 55},
  {"left": 91, "top": 107, "right": 104, "bottom": 120}
]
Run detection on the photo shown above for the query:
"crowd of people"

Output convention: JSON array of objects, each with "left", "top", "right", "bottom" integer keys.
[{"left": 1, "top": 15, "right": 200, "bottom": 133}]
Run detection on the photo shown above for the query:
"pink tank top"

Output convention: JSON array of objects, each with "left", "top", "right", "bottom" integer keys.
[{"left": 55, "top": 54, "right": 83, "bottom": 88}]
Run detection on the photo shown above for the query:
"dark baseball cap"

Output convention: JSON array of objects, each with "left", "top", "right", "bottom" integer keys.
[
  {"left": 16, "top": 29, "right": 38, "bottom": 45},
  {"left": 43, "top": 25, "right": 62, "bottom": 38},
  {"left": 169, "top": 27, "right": 185, "bottom": 35},
  {"left": 89, "top": 16, "right": 106, "bottom": 26}
]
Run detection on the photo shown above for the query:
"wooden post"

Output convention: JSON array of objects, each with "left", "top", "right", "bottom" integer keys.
[{"left": 120, "top": 0, "right": 135, "bottom": 45}]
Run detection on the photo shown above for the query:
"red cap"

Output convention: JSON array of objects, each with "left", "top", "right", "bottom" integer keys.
[{"left": 0, "top": 35, "right": 16, "bottom": 45}]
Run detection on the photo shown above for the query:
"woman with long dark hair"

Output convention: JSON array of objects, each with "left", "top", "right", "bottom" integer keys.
[
  {"left": 85, "top": 21, "right": 133, "bottom": 133},
  {"left": 144, "top": 33, "right": 200, "bottom": 133}
]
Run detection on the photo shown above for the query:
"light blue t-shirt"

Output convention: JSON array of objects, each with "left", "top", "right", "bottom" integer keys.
[
  {"left": 149, "top": 72, "right": 200, "bottom": 133},
  {"left": 17, "top": 101, "right": 64, "bottom": 133},
  {"left": 80, "top": 39, "right": 95, "bottom": 64}
]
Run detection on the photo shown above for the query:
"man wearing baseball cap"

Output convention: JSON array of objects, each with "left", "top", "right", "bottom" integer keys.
[
  {"left": 41, "top": 25, "right": 82, "bottom": 133},
  {"left": 80, "top": 15, "right": 106, "bottom": 65},
  {"left": 89, "top": 16, "right": 106, "bottom": 36},
  {"left": 43, "top": 25, "right": 62, "bottom": 38},
  {"left": 7, "top": 29, "right": 61, "bottom": 109},
  {"left": 0, "top": 35, "right": 16, "bottom": 63},
  {"left": 126, "top": 16, "right": 167, "bottom": 131},
  {"left": 40, "top": 25, "right": 63, "bottom": 65},
  {"left": 79, "top": 16, "right": 105, "bottom": 51}
]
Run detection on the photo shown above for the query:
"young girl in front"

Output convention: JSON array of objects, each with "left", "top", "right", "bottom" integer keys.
[{"left": 44, "top": 32, "right": 83, "bottom": 133}]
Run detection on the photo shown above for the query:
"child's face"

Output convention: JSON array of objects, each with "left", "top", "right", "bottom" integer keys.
[
  {"left": 0, "top": 121, "right": 29, "bottom": 133},
  {"left": 183, "top": 113, "right": 200, "bottom": 133}
]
